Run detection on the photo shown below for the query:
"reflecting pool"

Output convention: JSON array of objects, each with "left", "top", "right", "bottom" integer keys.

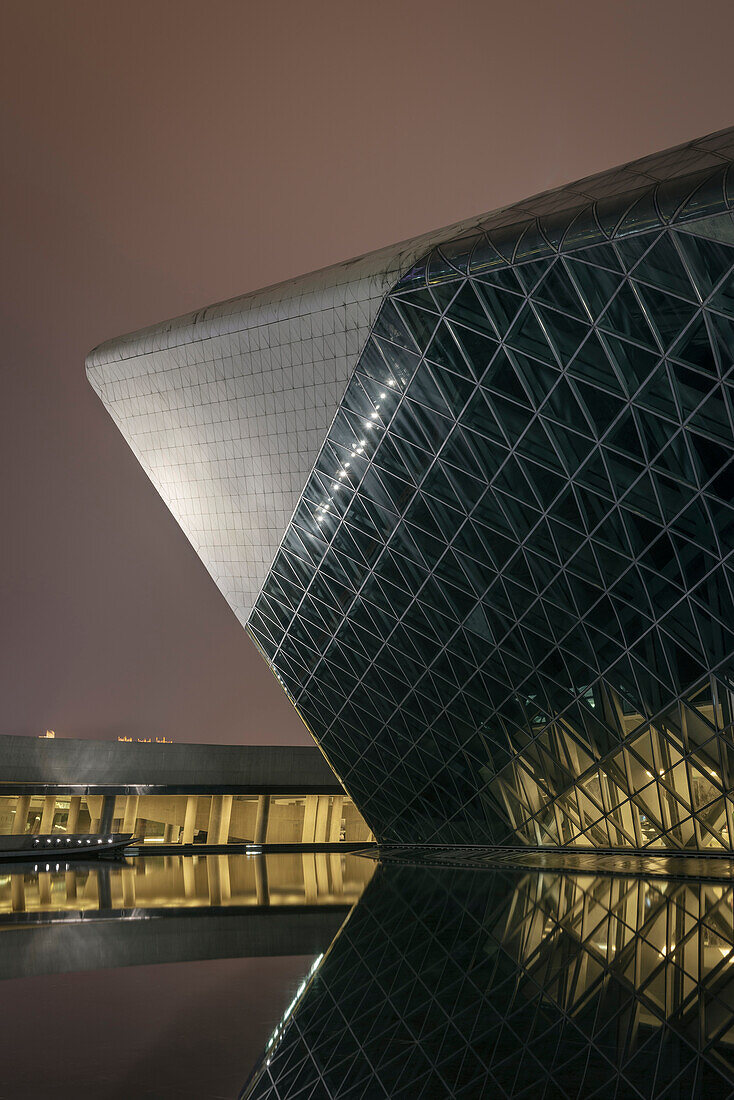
[
  {"left": 244, "top": 856, "right": 734, "bottom": 1099},
  {"left": 3, "top": 851, "right": 734, "bottom": 1097},
  {"left": 0, "top": 849, "right": 373, "bottom": 922},
  {"left": 0, "top": 851, "right": 373, "bottom": 1099}
]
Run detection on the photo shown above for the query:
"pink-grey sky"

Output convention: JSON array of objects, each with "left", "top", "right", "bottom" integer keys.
[{"left": 1, "top": 0, "right": 733, "bottom": 743}]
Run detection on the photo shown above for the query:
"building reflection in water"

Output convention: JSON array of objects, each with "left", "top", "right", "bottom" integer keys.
[
  {"left": 243, "top": 862, "right": 734, "bottom": 1098},
  {"left": 0, "top": 851, "right": 374, "bottom": 919}
]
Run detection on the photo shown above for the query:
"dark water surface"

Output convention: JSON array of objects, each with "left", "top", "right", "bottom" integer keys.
[
  {"left": 2, "top": 851, "right": 734, "bottom": 1098},
  {"left": 245, "top": 854, "right": 734, "bottom": 1100},
  {"left": 0, "top": 851, "right": 372, "bottom": 1099}
]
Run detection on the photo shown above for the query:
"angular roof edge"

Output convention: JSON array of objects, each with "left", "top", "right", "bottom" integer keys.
[
  {"left": 84, "top": 125, "right": 734, "bottom": 629},
  {"left": 86, "top": 125, "right": 734, "bottom": 374}
]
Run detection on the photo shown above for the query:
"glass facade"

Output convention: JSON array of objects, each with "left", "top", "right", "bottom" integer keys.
[
  {"left": 242, "top": 861, "right": 734, "bottom": 1098},
  {"left": 250, "top": 156, "right": 734, "bottom": 850}
]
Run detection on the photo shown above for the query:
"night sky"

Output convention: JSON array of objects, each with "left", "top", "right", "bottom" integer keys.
[{"left": 2, "top": 0, "right": 733, "bottom": 744}]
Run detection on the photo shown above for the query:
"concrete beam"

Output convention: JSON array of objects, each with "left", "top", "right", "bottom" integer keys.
[{"left": 0, "top": 735, "right": 343, "bottom": 794}]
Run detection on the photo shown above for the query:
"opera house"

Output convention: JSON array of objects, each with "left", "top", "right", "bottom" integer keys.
[{"left": 86, "top": 126, "right": 734, "bottom": 857}]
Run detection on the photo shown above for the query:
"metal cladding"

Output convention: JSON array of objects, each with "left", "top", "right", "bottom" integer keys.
[
  {"left": 86, "top": 227, "right": 486, "bottom": 625},
  {"left": 90, "top": 128, "right": 734, "bottom": 851}
]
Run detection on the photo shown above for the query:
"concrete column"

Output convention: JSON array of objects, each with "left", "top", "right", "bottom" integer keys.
[
  {"left": 97, "top": 868, "right": 112, "bottom": 910},
  {"left": 301, "top": 853, "right": 318, "bottom": 903},
  {"left": 302, "top": 796, "right": 318, "bottom": 843},
  {"left": 87, "top": 795, "right": 103, "bottom": 834},
  {"left": 328, "top": 796, "right": 344, "bottom": 843},
  {"left": 136, "top": 818, "right": 147, "bottom": 840},
  {"left": 99, "top": 796, "right": 115, "bottom": 834},
  {"left": 65, "top": 871, "right": 77, "bottom": 901},
  {"left": 182, "top": 796, "right": 198, "bottom": 844},
  {"left": 254, "top": 795, "right": 270, "bottom": 844},
  {"left": 11, "top": 876, "right": 25, "bottom": 912},
  {"left": 254, "top": 854, "right": 269, "bottom": 905},
  {"left": 121, "top": 795, "right": 139, "bottom": 834},
  {"left": 314, "top": 796, "right": 330, "bottom": 843},
  {"left": 39, "top": 796, "right": 56, "bottom": 834},
  {"left": 12, "top": 795, "right": 30, "bottom": 835},
  {"left": 163, "top": 823, "right": 180, "bottom": 843},
  {"left": 315, "top": 852, "right": 329, "bottom": 896},
  {"left": 207, "top": 854, "right": 231, "bottom": 905},
  {"left": 182, "top": 858, "right": 196, "bottom": 899},
  {"left": 39, "top": 872, "right": 52, "bottom": 906},
  {"left": 220, "top": 796, "right": 232, "bottom": 844},
  {"left": 121, "top": 867, "right": 136, "bottom": 908},
  {"left": 83, "top": 870, "right": 99, "bottom": 905},
  {"left": 207, "top": 795, "right": 233, "bottom": 845},
  {"left": 329, "top": 851, "right": 343, "bottom": 894},
  {"left": 66, "top": 796, "right": 81, "bottom": 835}
]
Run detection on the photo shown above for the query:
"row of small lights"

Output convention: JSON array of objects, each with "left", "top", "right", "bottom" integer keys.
[
  {"left": 315, "top": 379, "right": 398, "bottom": 525},
  {"left": 33, "top": 836, "right": 115, "bottom": 846},
  {"left": 265, "top": 952, "right": 324, "bottom": 1066}
]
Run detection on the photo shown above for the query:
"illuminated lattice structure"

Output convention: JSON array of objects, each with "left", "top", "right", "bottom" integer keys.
[
  {"left": 242, "top": 863, "right": 734, "bottom": 1098},
  {"left": 249, "top": 144, "right": 734, "bottom": 848},
  {"left": 90, "top": 129, "right": 734, "bottom": 849}
]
